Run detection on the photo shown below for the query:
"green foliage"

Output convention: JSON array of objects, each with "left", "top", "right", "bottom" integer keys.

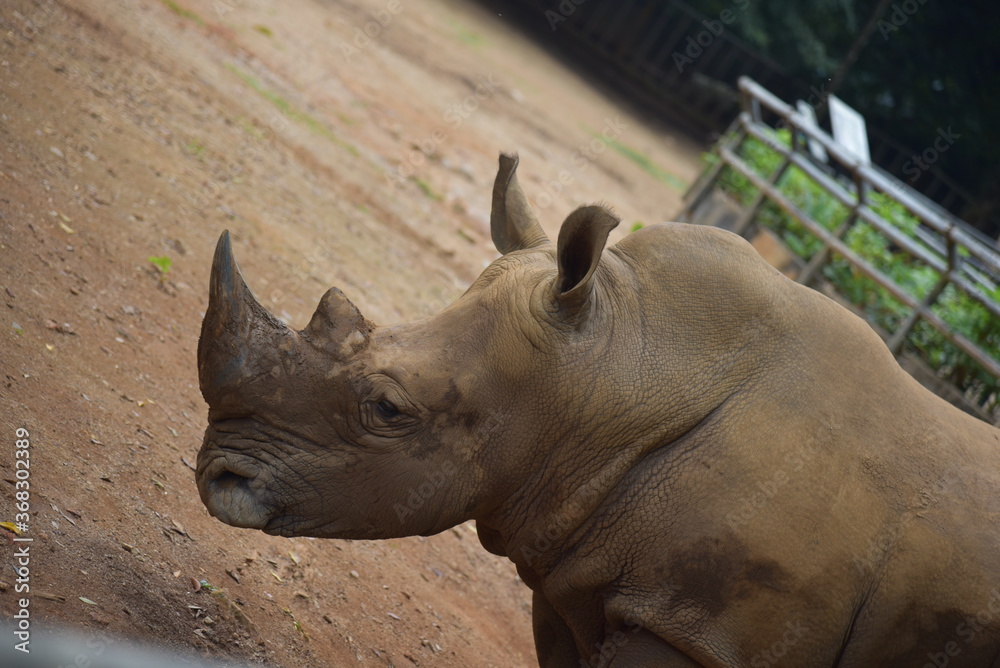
[
  {"left": 606, "top": 139, "right": 687, "bottom": 191},
  {"left": 161, "top": 0, "right": 204, "bottom": 25},
  {"left": 149, "top": 256, "right": 173, "bottom": 282},
  {"left": 413, "top": 178, "right": 442, "bottom": 201},
  {"left": 225, "top": 65, "right": 359, "bottom": 157},
  {"left": 185, "top": 140, "right": 206, "bottom": 159},
  {"left": 708, "top": 135, "right": 1000, "bottom": 412},
  {"left": 696, "top": 0, "right": 999, "bottom": 236}
]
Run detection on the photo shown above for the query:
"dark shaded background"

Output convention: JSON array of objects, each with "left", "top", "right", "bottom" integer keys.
[{"left": 483, "top": 0, "right": 999, "bottom": 240}]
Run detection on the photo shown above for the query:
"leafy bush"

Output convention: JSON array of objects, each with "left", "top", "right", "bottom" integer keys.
[{"left": 703, "top": 132, "right": 1000, "bottom": 413}]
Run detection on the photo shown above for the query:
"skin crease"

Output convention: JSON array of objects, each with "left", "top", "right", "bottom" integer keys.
[{"left": 196, "top": 154, "right": 1000, "bottom": 667}]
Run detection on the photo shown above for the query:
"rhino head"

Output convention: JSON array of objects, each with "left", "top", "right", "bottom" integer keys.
[
  {"left": 196, "top": 154, "right": 1000, "bottom": 664},
  {"left": 196, "top": 153, "right": 758, "bottom": 548}
]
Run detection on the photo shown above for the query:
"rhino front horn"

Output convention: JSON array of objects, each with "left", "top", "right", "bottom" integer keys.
[{"left": 198, "top": 230, "right": 290, "bottom": 407}]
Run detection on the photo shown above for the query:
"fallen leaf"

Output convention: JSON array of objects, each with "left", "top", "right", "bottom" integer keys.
[
  {"left": 59, "top": 221, "right": 75, "bottom": 234},
  {"left": 37, "top": 592, "right": 66, "bottom": 602},
  {"left": 79, "top": 597, "right": 97, "bottom": 605},
  {"left": 0, "top": 522, "right": 22, "bottom": 536}
]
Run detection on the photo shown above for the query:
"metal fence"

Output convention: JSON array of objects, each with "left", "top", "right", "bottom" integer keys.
[
  {"left": 679, "top": 77, "right": 1000, "bottom": 419},
  {"left": 492, "top": 0, "right": 987, "bottom": 237}
]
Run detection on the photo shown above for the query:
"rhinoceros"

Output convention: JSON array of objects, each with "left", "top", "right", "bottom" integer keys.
[{"left": 196, "top": 153, "right": 1000, "bottom": 666}]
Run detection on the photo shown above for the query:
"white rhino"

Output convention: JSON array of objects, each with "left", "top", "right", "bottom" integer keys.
[{"left": 196, "top": 154, "right": 1000, "bottom": 666}]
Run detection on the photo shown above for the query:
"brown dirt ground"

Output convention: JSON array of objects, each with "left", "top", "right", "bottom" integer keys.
[{"left": 0, "top": 0, "right": 702, "bottom": 665}]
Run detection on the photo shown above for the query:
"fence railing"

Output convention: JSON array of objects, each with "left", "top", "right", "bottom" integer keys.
[
  {"left": 679, "top": 77, "right": 1000, "bottom": 420},
  {"left": 491, "top": 0, "right": 982, "bottom": 232}
]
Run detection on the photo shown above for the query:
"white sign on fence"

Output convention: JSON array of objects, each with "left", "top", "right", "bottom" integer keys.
[
  {"left": 828, "top": 95, "right": 871, "bottom": 165},
  {"left": 795, "top": 100, "right": 829, "bottom": 163}
]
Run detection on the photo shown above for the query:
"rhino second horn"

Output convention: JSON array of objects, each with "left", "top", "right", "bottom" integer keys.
[
  {"left": 198, "top": 230, "right": 290, "bottom": 400},
  {"left": 303, "top": 287, "right": 372, "bottom": 357},
  {"left": 491, "top": 153, "right": 550, "bottom": 254}
]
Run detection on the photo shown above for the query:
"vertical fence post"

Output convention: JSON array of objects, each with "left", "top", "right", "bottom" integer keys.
[
  {"left": 678, "top": 119, "right": 745, "bottom": 224},
  {"left": 886, "top": 238, "right": 956, "bottom": 357},
  {"left": 796, "top": 174, "right": 867, "bottom": 287},
  {"left": 732, "top": 127, "right": 794, "bottom": 238}
]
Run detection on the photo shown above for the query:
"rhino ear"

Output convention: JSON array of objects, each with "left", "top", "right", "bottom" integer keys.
[
  {"left": 303, "top": 287, "right": 372, "bottom": 357},
  {"left": 491, "top": 153, "right": 549, "bottom": 254},
  {"left": 555, "top": 205, "right": 620, "bottom": 313}
]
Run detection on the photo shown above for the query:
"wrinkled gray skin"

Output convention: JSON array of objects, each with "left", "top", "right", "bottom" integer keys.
[{"left": 197, "top": 154, "right": 1000, "bottom": 667}]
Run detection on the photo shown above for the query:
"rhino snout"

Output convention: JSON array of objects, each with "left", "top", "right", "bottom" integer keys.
[{"left": 198, "top": 455, "right": 277, "bottom": 531}]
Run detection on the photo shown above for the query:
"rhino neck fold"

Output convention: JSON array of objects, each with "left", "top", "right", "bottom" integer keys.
[{"left": 479, "top": 381, "right": 747, "bottom": 585}]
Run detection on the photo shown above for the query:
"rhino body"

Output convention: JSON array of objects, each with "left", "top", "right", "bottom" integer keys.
[{"left": 196, "top": 154, "right": 1000, "bottom": 666}]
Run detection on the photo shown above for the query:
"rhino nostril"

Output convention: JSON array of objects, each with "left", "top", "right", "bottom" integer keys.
[{"left": 212, "top": 469, "right": 252, "bottom": 493}]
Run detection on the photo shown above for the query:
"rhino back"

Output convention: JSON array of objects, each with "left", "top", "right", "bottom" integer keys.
[{"left": 547, "top": 222, "right": 1000, "bottom": 662}]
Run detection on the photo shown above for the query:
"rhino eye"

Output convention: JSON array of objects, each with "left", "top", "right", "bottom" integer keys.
[
  {"left": 359, "top": 382, "right": 417, "bottom": 436},
  {"left": 375, "top": 399, "right": 400, "bottom": 420}
]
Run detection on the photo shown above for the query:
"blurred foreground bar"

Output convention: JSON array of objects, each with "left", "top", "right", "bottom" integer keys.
[{"left": 1, "top": 623, "right": 252, "bottom": 668}]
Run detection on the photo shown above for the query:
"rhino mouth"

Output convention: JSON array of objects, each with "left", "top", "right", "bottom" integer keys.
[{"left": 198, "top": 455, "right": 278, "bottom": 530}]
